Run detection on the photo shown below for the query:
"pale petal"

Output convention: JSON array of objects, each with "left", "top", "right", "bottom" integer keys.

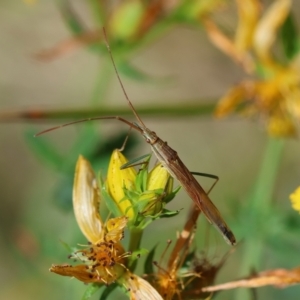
[
  {"left": 73, "top": 155, "right": 103, "bottom": 244},
  {"left": 105, "top": 216, "right": 128, "bottom": 243},
  {"left": 120, "top": 272, "right": 163, "bottom": 300}
]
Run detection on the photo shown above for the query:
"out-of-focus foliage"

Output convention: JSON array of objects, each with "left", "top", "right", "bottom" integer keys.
[{"left": 1, "top": 0, "right": 300, "bottom": 299}]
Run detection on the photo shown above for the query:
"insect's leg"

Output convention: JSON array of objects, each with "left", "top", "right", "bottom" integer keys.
[
  {"left": 120, "top": 153, "right": 151, "bottom": 170},
  {"left": 118, "top": 127, "right": 132, "bottom": 152},
  {"left": 191, "top": 172, "right": 219, "bottom": 195}
]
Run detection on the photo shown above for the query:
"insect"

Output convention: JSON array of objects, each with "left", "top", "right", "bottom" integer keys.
[{"left": 37, "top": 29, "right": 236, "bottom": 246}]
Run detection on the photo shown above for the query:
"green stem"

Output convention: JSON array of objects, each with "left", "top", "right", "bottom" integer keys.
[
  {"left": 234, "top": 137, "right": 285, "bottom": 300},
  {"left": 0, "top": 101, "right": 216, "bottom": 122},
  {"left": 65, "top": 58, "right": 114, "bottom": 168},
  {"left": 127, "top": 227, "right": 144, "bottom": 271},
  {"left": 90, "top": 58, "right": 113, "bottom": 106}
]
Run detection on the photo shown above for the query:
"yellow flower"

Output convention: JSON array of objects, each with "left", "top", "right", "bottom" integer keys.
[
  {"left": 209, "top": 0, "right": 300, "bottom": 137},
  {"left": 215, "top": 64, "right": 300, "bottom": 137},
  {"left": 290, "top": 187, "right": 300, "bottom": 213},
  {"left": 50, "top": 155, "right": 163, "bottom": 299},
  {"left": 141, "top": 162, "right": 171, "bottom": 216}
]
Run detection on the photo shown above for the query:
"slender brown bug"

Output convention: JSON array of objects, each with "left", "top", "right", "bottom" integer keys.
[{"left": 37, "top": 29, "right": 236, "bottom": 246}]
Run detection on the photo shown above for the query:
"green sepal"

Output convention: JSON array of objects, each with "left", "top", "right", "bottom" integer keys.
[
  {"left": 99, "top": 282, "right": 118, "bottom": 300},
  {"left": 164, "top": 186, "right": 181, "bottom": 203},
  {"left": 101, "top": 183, "right": 123, "bottom": 218},
  {"left": 82, "top": 283, "right": 102, "bottom": 300},
  {"left": 144, "top": 245, "right": 157, "bottom": 274},
  {"left": 159, "top": 208, "right": 181, "bottom": 218},
  {"left": 134, "top": 158, "right": 151, "bottom": 193},
  {"left": 130, "top": 248, "right": 149, "bottom": 261}
]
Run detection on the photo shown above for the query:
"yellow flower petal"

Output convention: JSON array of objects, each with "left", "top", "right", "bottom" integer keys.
[
  {"left": 267, "top": 113, "right": 296, "bottom": 137},
  {"left": 107, "top": 150, "right": 136, "bottom": 219},
  {"left": 290, "top": 187, "right": 300, "bottom": 213},
  {"left": 50, "top": 241, "right": 126, "bottom": 284},
  {"left": 147, "top": 163, "right": 170, "bottom": 191},
  {"left": 106, "top": 216, "right": 128, "bottom": 243},
  {"left": 235, "top": 0, "right": 261, "bottom": 54},
  {"left": 73, "top": 155, "right": 103, "bottom": 244},
  {"left": 215, "top": 82, "right": 252, "bottom": 117}
]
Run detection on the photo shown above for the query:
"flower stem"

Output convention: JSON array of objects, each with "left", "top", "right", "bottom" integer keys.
[
  {"left": 127, "top": 227, "right": 144, "bottom": 271},
  {"left": 234, "top": 137, "right": 285, "bottom": 300}
]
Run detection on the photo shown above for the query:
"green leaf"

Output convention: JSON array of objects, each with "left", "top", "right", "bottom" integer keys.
[
  {"left": 24, "top": 129, "right": 63, "bottom": 170},
  {"left": 144, "top": 244, "right": 157, "bottom": 274},
  {"left": 82, "top": 284, "right": 102, "bottom": 300},
  {"left": 280, "top": 12, "right": 299, "bottom": 60},
  {"left": 117, "top": 60, "right": 172, "bottom": 83},
  {"left": 57, "top": 0, "right": 86, "bottom": 35}
]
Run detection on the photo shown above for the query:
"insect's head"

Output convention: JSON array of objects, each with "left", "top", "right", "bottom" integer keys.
[{"left": 142, "top": 127, "right": 158, "bottom": 145}]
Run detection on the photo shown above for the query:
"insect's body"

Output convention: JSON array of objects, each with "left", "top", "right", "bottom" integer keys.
[
  {"left": 140, "top": 126, "right": 236, "bottom": 245},
  {"left": 38, "top": 29, "right": 236, "bottom": 246}
]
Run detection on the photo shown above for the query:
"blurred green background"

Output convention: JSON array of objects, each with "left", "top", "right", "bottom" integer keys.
[{"left": 1, "top": 1, "right": 300, "bottom": 299}]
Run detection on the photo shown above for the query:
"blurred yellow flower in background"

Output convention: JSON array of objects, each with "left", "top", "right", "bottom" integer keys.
[
  {"left": 290, "top": 187, "right": 300, "bottom": 213},
  {"left": 204, "top": 0, "right": 300, "bottom": 137}
]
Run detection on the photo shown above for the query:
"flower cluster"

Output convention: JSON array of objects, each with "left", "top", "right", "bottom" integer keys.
[
  {"left": 203, "top": 0, "right": 300, "bottom": 137},
  {"left": 50, "top": 152, "right": 179, "bottom": 299}
]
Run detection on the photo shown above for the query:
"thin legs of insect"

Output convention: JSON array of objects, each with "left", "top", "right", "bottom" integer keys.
[
  {"left": 120, "top": 153, "right": 151, "bottom": 170},
  {"left": 118, "top": 127, "right": 132, "bottom": 152},
  {"left": 35, "top": 116, "right": 143, "bottom": 137},
  {"left": 36, "top": 27, "right": 236, "bottom": 246},
  {"left": 190, "top": 172, "right": 219, "bottom": 195}
]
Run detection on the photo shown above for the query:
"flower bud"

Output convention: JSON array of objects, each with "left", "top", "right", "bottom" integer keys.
[
  {"left": 140, "top": 163, "right": 171, "bottom": 216},
  {"left": 106, "top": 150, "right": 136, "bottom": 219}
]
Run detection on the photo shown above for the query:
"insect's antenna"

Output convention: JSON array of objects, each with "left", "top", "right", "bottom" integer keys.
[
  {"left": 102, "top": 28, "right": 146, "bottom": 128},
  {"left": 35, "top": 116, "right": 143, "bottom": 137}
]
